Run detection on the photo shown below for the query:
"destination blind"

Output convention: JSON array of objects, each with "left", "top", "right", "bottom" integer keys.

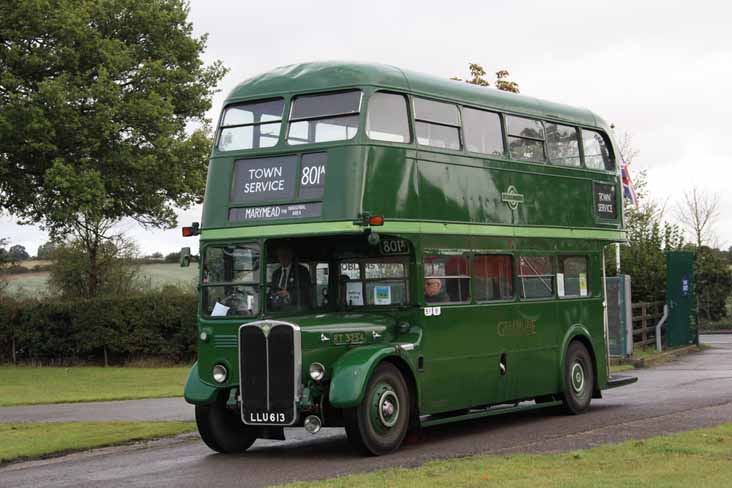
[
  {"left": 229, "top": 153, "right": 328, "bottom": 221},
  {"left": 593, "top": 182, "right": 617, "bottom": 220}
]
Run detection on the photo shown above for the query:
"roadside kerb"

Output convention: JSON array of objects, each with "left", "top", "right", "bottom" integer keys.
[{"left": 610, "top": 344, "right": 701, "bottom": 369}]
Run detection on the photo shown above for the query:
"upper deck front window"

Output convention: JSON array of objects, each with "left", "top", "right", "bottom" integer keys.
[
  {"left": 366, "top": 92, "right": 410, "bottom": 143},
  {"left": 582, "top": 129, "right": 615, "bottom": 171},
  {"left": 218, "top": 99, "right": 284, "bottom": 152},
  {"left": 287, "top": 90, "right": 361, "bottom": 145}
]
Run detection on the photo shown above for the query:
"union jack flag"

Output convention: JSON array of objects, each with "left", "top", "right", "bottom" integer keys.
[{"left": 621, "top": 161, "right": 638, "bottom": 207}]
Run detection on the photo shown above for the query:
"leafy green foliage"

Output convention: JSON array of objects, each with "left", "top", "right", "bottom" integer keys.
[
  {"left": 607, "top": 171, "right": 684, "bottom": 302},
  {"left": 694, "top": 246, "right": 732, "bottom": 323},
  {"left": 0, "top": 0, "right": 227, "bottom": 295},
  {"left": 8, "top": 244, "right": 29, "bottom": 261},
  {"left": 0, "top": 289, "right": 197, "bottom": 364},
  {"left": 36, "top": 240, "right": 57, "bottom": 259},
  {"left": 48, "top": 237, "right": 141, "bottom": 299},
  {"left": 451, "top": 63, "right": 520, "bottom": 93}
]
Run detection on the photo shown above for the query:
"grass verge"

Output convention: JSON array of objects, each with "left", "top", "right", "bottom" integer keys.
[
  {"left": 281, "top": 424, "right": 732, "bottom": 488},
  {"left": 0, "top": 366, "right": 190, "bottom": 407},
  {"left": 0, "top": 421, "right": 194, "bottom": 464}
]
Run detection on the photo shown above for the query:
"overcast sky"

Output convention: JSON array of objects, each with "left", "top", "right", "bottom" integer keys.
[{"left": 3, "top": 0, "right": 731, "bottom": 255}]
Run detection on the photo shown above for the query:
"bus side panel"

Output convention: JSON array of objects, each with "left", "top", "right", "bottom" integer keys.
[
  {"left": 418, "top": 305, "right": 499, "bottom": 414},
  {"left": 361, "top": 145, "right": 419, "bottom": 219},
  {"left": 495, "top": 300, "right": 560, "bottom": 403}
]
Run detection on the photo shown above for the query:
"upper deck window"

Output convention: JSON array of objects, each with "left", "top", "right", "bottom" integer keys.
[
  {"left": 582, "top": 129, "right": 615, "bottom": 171},
  {"left": 462, "top": 107, "right": 504, "bottom": 156},
  {"left": 413, "top": 98, "right": 461, "bottom": 150},
  {"left": 218, "top": 98, "right": 284, "bottom": 151},
  {"left": 546, "top": 122, "right": 580, "bottom": 167},
  {"left": 366, "top": 92, "right": 410, "bottom": 143},
  {"left": 287, "top": 90, "right": 361, "bottom": 145},
  {"left": 506, "top": 115, "right": 545, "bottom": 163}
]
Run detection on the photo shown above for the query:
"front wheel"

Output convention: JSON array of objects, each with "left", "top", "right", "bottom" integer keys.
[
  {"left": 195, "top": 391, "right": 257, "bottom": 453},
  {"left": 344, "top": 362, "right": 410, "bottom": 456},
  {"left": 561, "top": 341, "right": 595, "bottom": 415}
]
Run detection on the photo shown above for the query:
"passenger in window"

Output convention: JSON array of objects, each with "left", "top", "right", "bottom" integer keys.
[
  {"left": 270, "top": 246, "right": 311, "bottom": 310},
  {"left": 424, "top": 278, "right": 449, "bottom": 303}
]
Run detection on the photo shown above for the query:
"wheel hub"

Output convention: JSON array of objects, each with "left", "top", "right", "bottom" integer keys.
[
  {"left": 571, "top": 362, "right": 585, "bottom": 393},
  {"left": 370, "top": 384, "right": 400, "bottom": 431}
]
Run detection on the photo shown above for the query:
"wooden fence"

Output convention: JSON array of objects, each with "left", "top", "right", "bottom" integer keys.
[{"left": 631, "top": 301, "right": 665, "bottom": 348}]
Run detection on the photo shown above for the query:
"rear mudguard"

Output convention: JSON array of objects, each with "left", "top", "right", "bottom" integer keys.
[
  {"left": 559, "top": 325, "right": 604, "bottom": 396},
  {"left": 328, "top": 345, "right": 402, "bottom": 408},
  {"left": 183, "top": 362, "right": 218, "bottom": 405}
]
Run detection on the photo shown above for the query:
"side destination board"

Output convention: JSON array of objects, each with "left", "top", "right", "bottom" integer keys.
[
  {"left": 593, "top": 182, "right": 617, "bottom": 220},
  {"left": 230, "top": 154, "right": 328, "bottom": 223}
]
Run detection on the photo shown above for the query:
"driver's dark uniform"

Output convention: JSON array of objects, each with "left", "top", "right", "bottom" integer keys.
[{"left": 271, "top": 263, "right": 311, "bottom": 308}]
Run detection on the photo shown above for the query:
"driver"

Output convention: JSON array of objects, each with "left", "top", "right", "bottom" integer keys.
[{"left": 270, "top": 245, "right": 311, "bottom": 309}]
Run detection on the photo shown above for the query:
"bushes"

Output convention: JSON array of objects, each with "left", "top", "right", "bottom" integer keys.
[{"left": 0, "top": 290, "right": 197, "bottom": 364}]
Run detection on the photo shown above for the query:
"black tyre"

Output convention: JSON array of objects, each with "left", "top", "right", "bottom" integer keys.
[
  {"left": 344, "top": 362, "right": 410, "bottom": 456},
  {"left": 195, "top": 391, "right": 257, "bottom": 453},
  {"left": 561, "top": 341, "right": 595, "bottom": 415}
]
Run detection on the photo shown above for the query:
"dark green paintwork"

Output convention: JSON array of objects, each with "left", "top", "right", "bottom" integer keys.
[
  {"left": 185, "top": 62, "right": 626, "bottom": 427},
  {"left": 328, "top": 345, "right": 402, "bottom": 408},
  {"left": 183, "top": 362, "right": 217, "bottom": 405},
  {"left": 666, "top": 251, "right": 697, "bottom": 347}
]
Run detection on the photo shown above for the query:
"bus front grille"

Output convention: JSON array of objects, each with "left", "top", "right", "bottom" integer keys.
[{"left": 239, "top": 321, "right": 300, "bottom": 426}]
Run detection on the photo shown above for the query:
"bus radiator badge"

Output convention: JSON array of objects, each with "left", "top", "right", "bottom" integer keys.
[{"left": 501, "top": 185, "right": 525, "bottom": 210}]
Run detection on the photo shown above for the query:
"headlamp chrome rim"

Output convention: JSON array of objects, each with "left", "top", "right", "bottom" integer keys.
[
  {"left": 212, "top": 364, "right": 228, "bottom": 384},
  {"left": 309, "top": 362, "right": 325, "bottom": 382}
]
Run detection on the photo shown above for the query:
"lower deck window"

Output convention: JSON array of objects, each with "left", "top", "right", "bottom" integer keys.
[
  {"left": 473, "top": 255, "right": 514, "bottom": 301},
  {"left": 519, "top": 256, "right": 554, "bottom": 299},
  {"left": 339, "top": 261, "right": 408, "bottom": 306},
  {"left": 424, "top": 255, "right": 470, "bottom": 303},
  {"left": 558, "top": 256, "right": 589, "bottom": 297}
]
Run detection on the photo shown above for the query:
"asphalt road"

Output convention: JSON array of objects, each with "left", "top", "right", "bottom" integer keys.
[{"left": 1, "top": 335, "right": 731, "bottom": 488}]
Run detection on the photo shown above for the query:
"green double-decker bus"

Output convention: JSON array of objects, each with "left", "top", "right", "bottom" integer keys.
[{"left": 182, "top": 61, "right": 636, "bottom": 456}]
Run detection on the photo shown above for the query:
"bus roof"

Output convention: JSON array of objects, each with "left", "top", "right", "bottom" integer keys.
[{"left": 226, "top": 61, "right": 607, "bottom": 129}]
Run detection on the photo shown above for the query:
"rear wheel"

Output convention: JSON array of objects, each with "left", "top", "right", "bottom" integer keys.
[
  {"left": 344, "top": 362, "right": 410, "bottom": 456},
  {"left": 195, "top": 391, "right": 257, "bottom": 453},
  {"left": 561, "top": 341, "right": 594, "bottom": 414}
]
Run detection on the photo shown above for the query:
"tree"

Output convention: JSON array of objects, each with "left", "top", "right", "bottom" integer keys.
[
  {"left": 451, "top": 63, "right": 520, "bottom": 93},
  {"left": 694, "top": 246, "right": 732, "bottom": 324},
  {"left": 0, "top": 238, "right": 8, "bottom": 296},
  {"left": 8, "top": 244, "right": 29, "bottom": 261},
  {"left": 36, "top": 240, "right": 57, "bottom": 260},
  {"left": 606, "top": 162, "right": 685, "bottom": 302},
  {"left": 0, "top": 0, "right": 227, "bottom": 297},
  {"left": 48, "top": 236, "right": 141, "bottom": 299},
  {"left": 676, "top": 187, "right": 721, "bottom": 248}
]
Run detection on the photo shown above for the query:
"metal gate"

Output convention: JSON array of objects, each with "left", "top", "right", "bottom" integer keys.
[{"left": 606, "top": 275, "right": 632, "bottom": 357}]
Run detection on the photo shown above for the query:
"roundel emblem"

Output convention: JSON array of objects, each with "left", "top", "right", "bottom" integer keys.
[{"left": 501, "top": 185, "right": 525, "bottom": 210}]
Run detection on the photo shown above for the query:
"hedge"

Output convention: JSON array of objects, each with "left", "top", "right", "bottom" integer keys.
[{"left": 0, "top": 290, "right": 197, "bottom": 364}]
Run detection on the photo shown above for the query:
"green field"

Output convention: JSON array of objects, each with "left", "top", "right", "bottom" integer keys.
[
  {"left": 0, "top": 421, "right": 194, "bottom": 464},
  {"left": 282, "top": 424, "right": 732, "bottom": 488},
  {"left": 0, "top": 366, "right": 190, "bottom": 406},
  {"left": 2, "top": 263, "right": 198, "bottom": 298}
]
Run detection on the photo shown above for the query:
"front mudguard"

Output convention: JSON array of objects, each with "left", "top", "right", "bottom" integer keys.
[
  {"left": 184, "top": 362, "right": 219, "bottom": 405},
  {"left": 328, "top": 345, "right": 399, "bottom": 408}
]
